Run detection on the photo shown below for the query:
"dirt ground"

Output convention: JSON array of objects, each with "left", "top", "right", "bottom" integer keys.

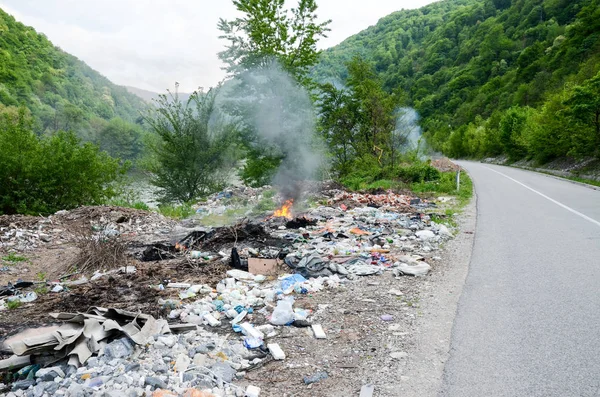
[{"left": 242, "top": 272, "right": 422, "bottom": 396}]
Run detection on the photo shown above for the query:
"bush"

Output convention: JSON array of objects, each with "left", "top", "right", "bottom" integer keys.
[
  {"left": 411, "top": 170, "right": 473, "bottom": 205},
  {"left": 0, "top": 108, "right": 126, "bottom": 215},
  {"left": 398, "top": 163, "right": 441, "bottom": 183}
]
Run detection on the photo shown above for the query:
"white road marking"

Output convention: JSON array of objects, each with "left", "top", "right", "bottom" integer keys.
[{"left": 483, "top": 166, "right": 600, "bottom": 228}]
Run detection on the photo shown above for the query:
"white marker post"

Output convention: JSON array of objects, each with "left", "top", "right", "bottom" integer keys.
[{"left": 456, "top": 170, "right": 461, "bottom": 192}]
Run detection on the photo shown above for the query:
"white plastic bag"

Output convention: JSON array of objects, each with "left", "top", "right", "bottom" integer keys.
[{"left": 270, "top": 299, "right": 294, "bottom": 325}]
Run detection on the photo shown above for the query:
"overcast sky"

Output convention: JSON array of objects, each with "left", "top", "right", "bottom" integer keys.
[{"left": 1, "top": 0, "right": 437, "bottom": 93}]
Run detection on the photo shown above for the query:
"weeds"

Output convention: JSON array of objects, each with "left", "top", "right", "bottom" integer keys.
[
  {"left": 157, "top": 203, "right": 194, "bottom": 219},
  {"left": 6, "top": 300, "right": 22, "bottom": 310},
  {"left": 74, "top": 231, "right": 127, "bottom": 273},
  {"left": 198, "top": 208, "right": 248, "bottom": 226},
  {"left": 411, "top": 171, "right": 473, "bottom": 206},
  {"left": 34, "top": 286, "right": 49, "bottom": 295},
  {"left": 253, "top": 197, "right": 276, "bottom": 213},
  {"left": 1, "top": 253, "right": 27, "bottom": 263},
  {"left": 262, "top": 189, "right": 276, "bottom": 199}
]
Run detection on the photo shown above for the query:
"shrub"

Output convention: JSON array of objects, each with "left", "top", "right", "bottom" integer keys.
[
  {"left": 398, "top": 163, "right": 441, "bottom": 183},
  {"left": 0, "top": 108, "right": 126, "bottom": 215},
  {"left": 157, "top": 202, "right": 195, "bottom": 219}
]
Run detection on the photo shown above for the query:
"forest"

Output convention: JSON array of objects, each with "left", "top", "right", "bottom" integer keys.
[
  {"left": 314, "top": 0, "right": 600, "bottom": 162},
  {"left": 0, "top": 9, "right": 149, "bottom": 161}
]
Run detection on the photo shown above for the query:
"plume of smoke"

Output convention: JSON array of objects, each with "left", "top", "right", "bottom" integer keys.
[
  {"left": 214, "top": 61, "right": 325, "bottom": 199},
  {"left": 393, "top": 107, "right": 437, "bottom": 160}
]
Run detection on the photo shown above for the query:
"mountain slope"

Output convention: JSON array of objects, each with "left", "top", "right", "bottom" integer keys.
[
  {"left": 313, "top": 0, "right": 600, "bottom": 161},
  {"left": 125, "top": 86, "right": 193, "bottom": 104},
  {"left": 0, "top": 8, "right": 148, "bottom": 138}
]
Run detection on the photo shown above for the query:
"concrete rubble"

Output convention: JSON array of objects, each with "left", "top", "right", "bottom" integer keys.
[{"left": 0, "top": 183, "right": 457, "bottom": 396}]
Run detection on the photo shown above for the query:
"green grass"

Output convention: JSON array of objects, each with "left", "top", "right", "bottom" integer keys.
[
  {"left": 1, "top": 253, "right": 27, "bottom": 263},
  {"left": 6, "top": 300, "right": 22, "bottom": 310},
  {"left": 262, "top": 189, "right": 276, "bottom": 199},
  {"left": 34, "top": 285, "right": 49, "bottom": 295},
  {"left": 253, "top": 197, "right": 276, "bottom": 213},
  {"left": 198, "top": 207, "right": 248, "bottom": 226},
  {"left": 157, "top": 203, "right": 195, "bottom": 219},
  {"left": 553, "top": 174, "right": 600, "bottom": 188},
  {"left": 411, "top": 171, "right": 473, "bottom": 207},
  {"left": 108, "top": 198, "right": 150, "bottom": 211}
]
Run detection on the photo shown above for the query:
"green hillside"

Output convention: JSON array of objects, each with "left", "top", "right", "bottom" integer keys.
[
  {"left": 0, "top": 8, "right": 149, "bottom": 159},
  {"left": 314, "top": 0, "right": 600, "bottom": 162}
]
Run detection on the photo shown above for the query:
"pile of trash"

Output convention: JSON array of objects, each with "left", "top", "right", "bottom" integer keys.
[
  {"left": 1, "top": 309, "right": 264, "bottom": 397},
  {"left": 326, "top": 190, "right": 413, "bottom": 211},
  {"left": 0, "top": 206, "right": 177, "bottom": 252},
  {"left": 0, "top": 184, "right": 458, "bottom": 396}
]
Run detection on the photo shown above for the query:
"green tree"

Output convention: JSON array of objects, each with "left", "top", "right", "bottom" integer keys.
[
  {"left": 499, "top": 107, "right": 531, "bottom": 162},
  {"left": 97, "top": 117, "right": 145, "bottom": 160},
  {"left": 318, "top": 83, "right": 358, "bottom": 175},
  {"left": 318, "top": 57, "right": 397, "bottom": 177},
  {"left": 564, "top": 71, "right": 600, "bottom": 157},
  {"left": 218, "top": 0, "right": 331, "bottom": 85},
  {"left": 345, "top": 57, "right": 396, "bottom": 166},
  {"left": 144, "top": 87, "right": 235, "bottom": 203}
]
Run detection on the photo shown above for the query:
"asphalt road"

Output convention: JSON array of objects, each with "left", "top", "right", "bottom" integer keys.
[{"left": 440, "top": 162, "right": 600, "bottom": 397}]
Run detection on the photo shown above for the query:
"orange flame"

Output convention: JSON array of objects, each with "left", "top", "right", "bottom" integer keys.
[{"left": 273, "top": 199, "right": 294, "bottom": 219}]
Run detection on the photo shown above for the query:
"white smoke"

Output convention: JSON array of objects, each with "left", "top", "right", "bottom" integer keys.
[
  {"left": 393, "top": 107, "right": 436, "bottom": 159},
  {"left": 214, "top": 61, "right": 325, "bottom": 197}
]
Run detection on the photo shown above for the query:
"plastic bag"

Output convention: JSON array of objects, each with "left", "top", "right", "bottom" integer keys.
[{"left": 270, "top": 299, "right": 294, "bottom": 325}]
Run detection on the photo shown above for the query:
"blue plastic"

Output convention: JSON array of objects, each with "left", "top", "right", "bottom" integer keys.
[{"left": 280, "top": 274, "right": 307, "bottom": 291}]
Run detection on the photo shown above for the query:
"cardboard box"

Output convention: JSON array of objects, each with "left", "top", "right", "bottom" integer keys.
[{"left": 248, "top": 258, "right": 280, "bottom": 275}]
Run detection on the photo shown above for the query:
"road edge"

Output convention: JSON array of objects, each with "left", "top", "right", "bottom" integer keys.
[{"left": 398, "top": 183, "right": 478, "bottom": 396}]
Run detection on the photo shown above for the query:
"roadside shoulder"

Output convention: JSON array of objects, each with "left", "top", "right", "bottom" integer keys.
[{"left": 398, "top": 194, "right": 477, "bottom": 397}]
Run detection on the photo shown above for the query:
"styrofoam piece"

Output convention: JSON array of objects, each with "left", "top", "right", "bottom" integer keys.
[
  {"left": 240, "top": 322, "right": 264, "bottom": 339},
  {"left": 360, "top": 384, "right": 374, "bottom": 397},
  {"left": 203, "top": 313, "right": 221, "bottom": 327},
  {"left": 267, "top": 343, "right": 285, "bottom": 360},
  {"left": 311, "top": 324, "right": 327, "bottom": 339},
  {"left": 245, "top": 385, "right": 261, "bottom": 397}
]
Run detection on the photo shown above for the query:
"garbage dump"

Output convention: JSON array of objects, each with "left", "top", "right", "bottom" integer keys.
[{"left": 0, "top": 181, "right": 458, "bottom": 396}]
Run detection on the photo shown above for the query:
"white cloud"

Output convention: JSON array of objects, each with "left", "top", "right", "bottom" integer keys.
[{"left": 0, "top": 0, "right": 438, "bottom": 92}]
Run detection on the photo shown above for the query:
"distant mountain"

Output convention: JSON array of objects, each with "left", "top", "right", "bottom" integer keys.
[
  {"left": 125, "top": 86, "right": 193, "bottom": 104},
  {"left": 124, "top": 86, "right": 160, "bottom": 103},
  {"left": 0, "top": 8, "right": 148, "bottom": 138}
]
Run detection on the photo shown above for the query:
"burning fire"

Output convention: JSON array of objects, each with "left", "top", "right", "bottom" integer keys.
[
  {"left": 175, "top": 242, "right": 186, "bottom": 251},
  {"left": 273, "top": 199, "right": 294, "bottom": 219}
]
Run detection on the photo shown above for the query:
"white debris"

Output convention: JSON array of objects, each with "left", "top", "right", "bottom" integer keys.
[
  {"left": 311, "top": 324, "right": 327, "bottom": 339},
  {"left": 203, "top": 313, "right": 221, "bottom": 327},
  {"left": 267, "top": 343, "right": 286, "bottom": 360}
]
